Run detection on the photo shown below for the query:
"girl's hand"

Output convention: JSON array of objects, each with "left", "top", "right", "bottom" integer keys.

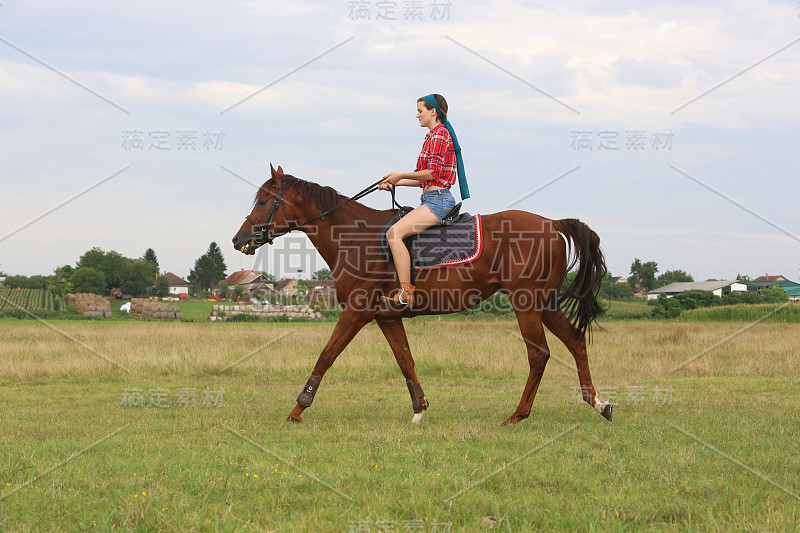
[{"left": 379, "top": 172, "right": 404, "bottom": 190}]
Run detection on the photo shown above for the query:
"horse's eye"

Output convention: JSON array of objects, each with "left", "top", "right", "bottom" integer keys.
[{"left": 258, "top": 200, "right": 266, "bottom": 207}]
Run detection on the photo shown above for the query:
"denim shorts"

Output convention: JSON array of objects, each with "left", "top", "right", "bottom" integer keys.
[{"left": 420, "top": 188, "right": 456, "bottom": 221}]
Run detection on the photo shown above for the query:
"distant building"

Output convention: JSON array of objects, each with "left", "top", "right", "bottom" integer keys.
[
  {"left": 163, "top": 272, "right": 190, "bottom": 296},
  {"left": 275, "top": 278, "right": 300, "bottom": 295},
  {"left": 785, "top": 286, "right": 800, "bottom": 302},
  {"left": 753, "top": 274, "right": 788, "bottom": 282},
  {"left": 745, "top": 279, "right": 800, "bottom": 301},
  {"left": 307, "top": 280, "right": 337, "bottom": 306},
  {"left": 308, "top": 279, "right": 336, "bottom": 290},
  {"left": 220, "top": 270, "right": 279, "bottom": 301},
  {"left": 647, "top": 281, "right": 748, "bottom": 301}
]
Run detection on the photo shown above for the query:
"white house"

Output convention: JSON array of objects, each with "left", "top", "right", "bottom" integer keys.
[
  {"left": 164, "top": 272, "right": 190, "bottom": 296},
  {"left": 647, "top": 281, "right": 749, "bottom": 301}
]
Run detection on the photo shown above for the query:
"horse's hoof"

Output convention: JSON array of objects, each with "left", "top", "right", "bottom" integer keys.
[
  {"left": 412, "top": 412, "right": 423, "bottom": 424},
  {"left": 601, "top": 403, "right": 613, "bottom": 421},
  {"left": 286, "top": 416, "right": 302, "bottom": 424}
]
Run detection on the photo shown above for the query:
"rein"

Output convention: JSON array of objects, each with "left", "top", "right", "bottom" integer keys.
[{"left": 246, "top": 178, "right": 404, "bottom": 245}]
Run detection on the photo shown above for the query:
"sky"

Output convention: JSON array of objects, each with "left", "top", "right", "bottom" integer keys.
[{"left": 1, "top": 0, "right": 798, "bottom": 282}]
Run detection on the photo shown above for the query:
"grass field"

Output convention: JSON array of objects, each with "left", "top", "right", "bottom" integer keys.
[
  {"left": 679, "top": 303, "right": 800, "bottom": 323},
  {"left": 1, "top": 318, "right": 798, "bottom": 531}
]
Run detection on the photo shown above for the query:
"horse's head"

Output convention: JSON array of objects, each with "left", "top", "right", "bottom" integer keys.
[{"left": 232, "top": 164, "right": 297, "bottom": 255}]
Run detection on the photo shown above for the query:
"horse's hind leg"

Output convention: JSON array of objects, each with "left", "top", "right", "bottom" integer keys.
[
  {"left": 376, "top": 317, "right": 429, "bottom": 424},
  {"left": 543, "top": 309, "right": 613, "bottom": 421},
  {"left": 505, "top": 293, "right": 551, "bottom": 425}
]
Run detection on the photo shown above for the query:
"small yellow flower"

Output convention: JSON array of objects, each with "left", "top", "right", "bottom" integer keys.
[
  {"left": 134, "top": 494, "right": 138, "bottom": 498},
  {"left": 142, "top": 492, "right": 146, "bottom": 496},
  {"left": 5, "top": 483, "right": 10, "bottom": 486},
  {"left": 246, "top": 473, "right": 249, "bottom": 477},
  {"left": 253, "top": 474, "right": 258, "bottom": 479},
  {"left": 298, "top": 474, "right": 302, "bottom": 478}
]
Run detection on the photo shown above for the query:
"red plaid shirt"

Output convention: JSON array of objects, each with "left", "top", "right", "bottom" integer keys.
[{"left": 415, "top": 124, "right": 457, "bottom": 189}]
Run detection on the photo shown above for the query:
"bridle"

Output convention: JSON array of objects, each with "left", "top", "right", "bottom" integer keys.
[
  {"left": 244, "top": 178, "right": 403, "bottom": 246},
  {"left": 246, "top": 183, "right": 291, "bottom": 245}
]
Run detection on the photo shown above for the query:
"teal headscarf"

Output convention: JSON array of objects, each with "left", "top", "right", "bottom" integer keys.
[{"left": 422, "top": 94, "right": 470, "bottom": 200}]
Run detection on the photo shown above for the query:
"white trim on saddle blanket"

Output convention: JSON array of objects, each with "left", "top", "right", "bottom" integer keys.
[{"left": 415, "top": 214, "right": 484, "bottom": 270}]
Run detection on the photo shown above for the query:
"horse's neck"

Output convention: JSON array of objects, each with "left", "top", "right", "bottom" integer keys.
[{"left": 299, "top": 199, "right": 392, "bottom": 269}]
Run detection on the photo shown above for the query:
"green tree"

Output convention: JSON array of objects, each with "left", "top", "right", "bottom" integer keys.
[
  {"left": 762, "top": 285, "right": 789, "bottom": 303},
  {"left": 651, "top": 294, "right": 683, "bottom": 319},
  {"left": 154, "top": 275, "right": 170, "bottom": 297},
  {"left": 77, "top": 248, "right": 127, "bottom": 289},
  {"left": 736, "top": 273, "right": 753, "bottom": 282},
  {"left": 3, "top": 275, "right": 49, "bottom": 290},
  {"left": 142, "top": 248, "right": 159, "bottom": 286},
  {"left": 598, "top": 273, "right": 634, "bottom": 300},
  {"left": 48, "top": 265, "right": 75, "bottom": 296},
  {"left": 312, "top": 268, "right": 333, "bottom": 280},
  {"left": 296, "top": 279, "right": 308, "bottom": 294},
  {"left": 72, "top": 267, "right": 106, "bottom": 294},
  {"left": 121, "top": 259, "right": 158, "bottom": 297},
  {"left": 655, "top": 269, "right": 694, "bottom": 288},
  {"left": 219, "top": 283, "right": 230, "bottom": 299},
  {"left": 628, "top": 259, "right": 659, "bottom": 291},
  {"left": 188, "top": 242, "right": 227, "bottom": 291}
]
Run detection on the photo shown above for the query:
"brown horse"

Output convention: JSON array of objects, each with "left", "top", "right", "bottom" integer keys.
[{"left": 232, "top": 165, "right": 613, "bottom": 425}]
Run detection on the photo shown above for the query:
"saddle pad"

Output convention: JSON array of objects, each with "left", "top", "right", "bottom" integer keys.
[{"left": 381, "top": 213, "right": 484, "bottom": 269}]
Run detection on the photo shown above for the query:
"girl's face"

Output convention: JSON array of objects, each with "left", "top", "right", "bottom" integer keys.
[{"left": 416, "top": 102, "right": 438, "bottom": 129}]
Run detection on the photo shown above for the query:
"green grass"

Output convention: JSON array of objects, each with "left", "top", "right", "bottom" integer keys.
[
  {"left": 109, "top": 299, "right": 217, "bottom": 322},
  {"left": 600, "top": 299, "right": 652, "bottom": 320},
  {"left": 1, "top": 377, "right": 798, "bottom": 531},
  {"left": 1, "top": 320, "right": 799, "bottom": 531},
  {"left": 679, "top": 303, "right": 800, "bottom": 322}
]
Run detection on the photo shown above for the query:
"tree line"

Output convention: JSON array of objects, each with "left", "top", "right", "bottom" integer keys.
[
  {"left": 2, "top": 242, "right": 335, "bottom": 298},
  {"left": 1, "top": 243, "right": 227, "bottom": 297}
]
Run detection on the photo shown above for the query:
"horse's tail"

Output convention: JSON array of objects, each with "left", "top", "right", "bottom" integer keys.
[{"left": 553, "top": 218, "right": 607, "bottom": 339}]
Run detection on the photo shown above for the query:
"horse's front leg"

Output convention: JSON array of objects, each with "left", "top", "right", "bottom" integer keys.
[
  {"left": 287, "top": 309, "right": 371, "bottom": 423},
  {"left": 375, "top": 316, "right": 429, "bottom": 424}
]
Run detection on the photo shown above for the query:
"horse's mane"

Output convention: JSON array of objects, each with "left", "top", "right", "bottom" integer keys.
[
  {"left": 283, "top": 175, "right": 349, "bottom": 211},
  {"left": 253, "top": 175, "right": 349, "bottom": 211}
]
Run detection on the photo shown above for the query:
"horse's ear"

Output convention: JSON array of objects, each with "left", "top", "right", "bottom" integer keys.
[
  {"left": 270, "top": 163, "right": 277, "bottom": 178},
  {"left": 276, "top": 165, "right": 284, "bottom": 176}
]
